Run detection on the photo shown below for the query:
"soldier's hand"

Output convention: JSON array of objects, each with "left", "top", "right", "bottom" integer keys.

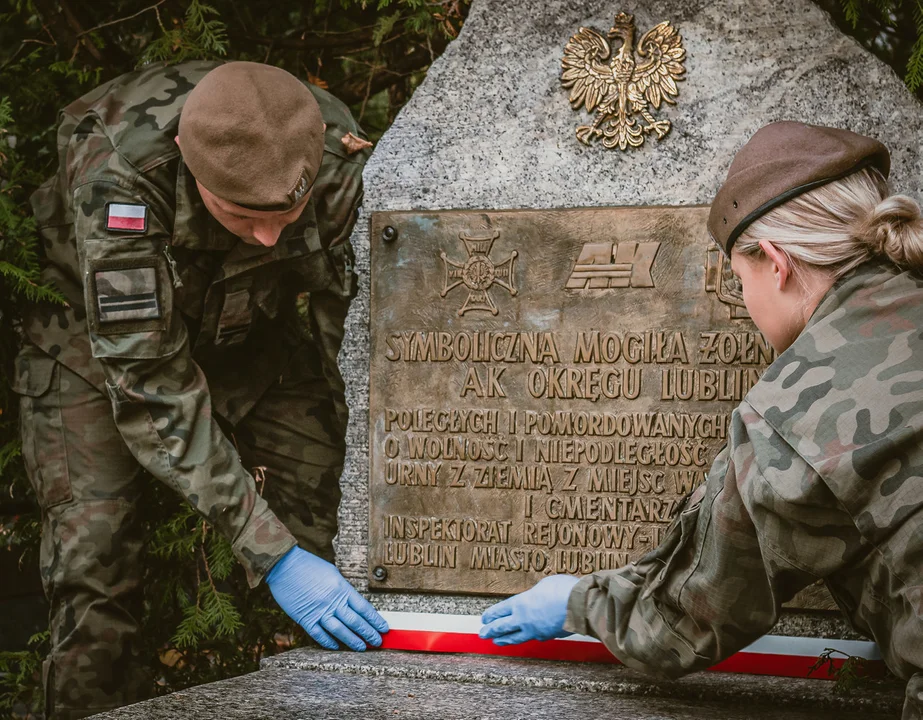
[
  {"left": 266, "top": 546, "right": 389, "bottom": 651},
  {"left": 479, "top": 574, "right": 581, "bottom": 645}
]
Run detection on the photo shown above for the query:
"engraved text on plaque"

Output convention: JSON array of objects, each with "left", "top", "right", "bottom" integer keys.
[{"left": 369, "top": 207, "right": 772, "bottom": 595}]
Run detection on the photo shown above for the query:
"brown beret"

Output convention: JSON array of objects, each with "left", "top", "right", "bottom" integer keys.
[
  {"left": 708, "top": 122, "right": 890, "bottom": 255},
  {"left": 178, "top": 61, "right": 325, "bottom": 211}
]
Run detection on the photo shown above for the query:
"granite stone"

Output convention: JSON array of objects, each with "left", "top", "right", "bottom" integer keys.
[
  {"left": 89, "top": 653, "right": 904, "bottom": 719},
  {"left": 261, "top": 648, "right": 904, "bottom": 714},
  {"left": 335, "top": 0, "right": 923, "bottom": 634}
]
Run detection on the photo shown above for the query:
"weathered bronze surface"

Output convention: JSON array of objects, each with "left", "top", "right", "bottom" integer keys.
[
  {"left": 368, "top": 207, "right": 826, "bottom": 607},
  {"left": 562, "top": 13, "right": 686, "bottom": 150}
]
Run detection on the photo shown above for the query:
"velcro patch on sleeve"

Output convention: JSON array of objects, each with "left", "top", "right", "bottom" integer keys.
[
  {"left": 106, "top": 202, "right": 148, "bottom": 233},
  {"left": 95, "top": 266, "right": 161, "bottom": 322}
]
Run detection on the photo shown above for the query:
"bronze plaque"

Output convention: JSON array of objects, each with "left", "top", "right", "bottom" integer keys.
[{"left": 368, "top": 206, "right": 771, "bottom": 595}]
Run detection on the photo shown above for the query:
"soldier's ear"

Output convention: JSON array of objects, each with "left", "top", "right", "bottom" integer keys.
[
  {"left": 758, "top": 240, "right": 791, "bottom": 292},
  {"left": 174, "top": 136, "right": 181, "bottom": 148}
]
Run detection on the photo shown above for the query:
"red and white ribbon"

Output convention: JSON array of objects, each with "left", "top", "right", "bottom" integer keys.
[{"left": 378, "top": 611, "right": 882, "bottom": 680}]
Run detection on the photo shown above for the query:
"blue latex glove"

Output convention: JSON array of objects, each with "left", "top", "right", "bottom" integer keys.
[
  {"left": 266, "top": 546, "right": 389, "bottom": 651},
  {"left": 479, "top": 574, "right": 581, "bottom": 645}
]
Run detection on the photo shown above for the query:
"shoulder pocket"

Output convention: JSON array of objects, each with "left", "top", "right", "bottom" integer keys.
[{"left": 83, "top": 237, "right": 184, "bottom": 360}]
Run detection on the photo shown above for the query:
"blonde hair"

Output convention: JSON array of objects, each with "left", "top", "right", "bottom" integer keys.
[{"left": 735, "top": 167, "right": 923, "bottom": 280}]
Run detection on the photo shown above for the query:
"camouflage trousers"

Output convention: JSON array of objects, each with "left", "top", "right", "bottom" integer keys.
[
  {"left": 17, "top": 340, "right": 346, "bottom": 720},
  {"left": 907, "top": 674, "right": 923, "bottom": 720}
]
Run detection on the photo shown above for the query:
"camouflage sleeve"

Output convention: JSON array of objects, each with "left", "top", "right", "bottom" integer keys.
[
  {"left": 312, "top": 92, "right": 371, "bottom": 251},
  {"left": 75, "top": 178, "right": 296, "bottom": 588},
  {"left": 563, "top": 400, "right": 865, "bottom": 679},
  {"left": 313, "top": 150, "right": 366, "bottom": 251},
  {"left": 297, "top": 113, "right": 370, "bottom": 427}
]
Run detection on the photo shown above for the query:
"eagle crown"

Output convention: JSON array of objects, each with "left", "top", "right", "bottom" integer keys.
[{"left": 608, "top": 12, "right": 635, "bottom": 41}]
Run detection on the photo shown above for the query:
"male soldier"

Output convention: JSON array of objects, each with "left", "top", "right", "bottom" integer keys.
[{"left": 11, "top": 61, "right": 388, "bottom": 719}]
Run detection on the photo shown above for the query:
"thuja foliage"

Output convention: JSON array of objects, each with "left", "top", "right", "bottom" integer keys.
[
  {"left": 842, "top": 0, "right": 923, "bottom": 89},
  {"left": 0, "top": 0, "right": 466, "bottom": 714},
  {"left": 804, "top": 647, "right": 907, "bottom": 696},
  {"left": 821, "top": 0, "right": 923, "bottom": 94}
]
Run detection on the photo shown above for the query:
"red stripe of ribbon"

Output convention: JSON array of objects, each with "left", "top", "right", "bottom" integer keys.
[{"left": 380, "top": 629, "right": 881, "bottom": 680}]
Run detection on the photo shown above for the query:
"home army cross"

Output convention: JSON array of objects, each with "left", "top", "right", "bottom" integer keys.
[{"left": 440, "top": 230, "right": 518, "bottom": 315}]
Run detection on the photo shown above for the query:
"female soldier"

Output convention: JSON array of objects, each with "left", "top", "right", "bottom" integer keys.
[{"left": 479, "top": 122, "right": 923, "bottom": 719}]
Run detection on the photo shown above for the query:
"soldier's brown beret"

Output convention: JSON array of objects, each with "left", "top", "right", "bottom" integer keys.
[
  {"left": 178, "top": 61, "right": 325, "bottom": 211},
  {"left": 708, "top": 122, "right": 890, "bottom": 255}
]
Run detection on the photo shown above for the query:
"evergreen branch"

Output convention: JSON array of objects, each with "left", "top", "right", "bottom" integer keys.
[
  {"left": 76, "top": 0, "right": 169, "bottom": 38},
  {"left": 873, "top": 0, "right": 896, "bottom": 15},
  {"left": 0, "top": 261, "right": 66, "bottom": 304},
  {"left": 202, "top": 586, "right": 243, "bottom": 637},
  {"left": 200, "top": 532, "right": 219, "bottom": 595},
  {"left": 908, "top": 0, "right": 923, "bottom": 91},
  {"left": 28, "top": 630, "right": 50, "bottom": 648},
  {"left": 373, "top": 11, "right": 402, "bottom": 46},
  {"left": 808, "top": 648, "right": 871, "bottom": 694},
  {"left": 173, "top": 585, "right": 212, "bottom": 648},
  {"left": 0, "top": 96, "right": 12, "bottom": 128},
  {"left": 0, "top": 631, "right": 45, "bottom": 712},
  {"left": 149, "top": 504, "right": 199, "bottom": 559},
  {"left": 206, "top": 534, "right": 236, "bottom": 581},
  {"left": 172, "top": 577, "right": 242, "bottom": 647},
  {"left": 139, "top": 0, "right": 228, "bottom": 66},
  {"left": 841, "top": 0, "right": 864, "bottom": 27},
  {"left": 0, "top": 439, "right": 21, "bottom": 475}
]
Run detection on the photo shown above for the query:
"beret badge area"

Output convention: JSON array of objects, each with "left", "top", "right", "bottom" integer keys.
[{"left": 288, "top": 168, "right": 312, "bottom": 206}]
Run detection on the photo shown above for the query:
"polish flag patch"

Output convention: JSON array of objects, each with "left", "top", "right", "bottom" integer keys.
[{"left": 106, "top": 203, "right": 148, "bottom": 233}]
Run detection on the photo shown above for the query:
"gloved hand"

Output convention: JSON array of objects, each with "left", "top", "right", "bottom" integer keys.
[
  {"left": 479, "top": 574, "right": 581, "bottom": 645},
  {"left": 266, "top": 546, "right": 389, "bottom": 651}
]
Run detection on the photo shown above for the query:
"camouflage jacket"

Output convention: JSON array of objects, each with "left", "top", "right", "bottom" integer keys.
[
  {"left": 14, "top": 61, "right": 370, "bottom": 586},
  {"left": 565, "top": 260, "right": 923, "bottom": 684}
]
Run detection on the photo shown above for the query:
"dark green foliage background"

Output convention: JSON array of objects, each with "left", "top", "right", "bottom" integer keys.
[
  {"left": 0, "top": 0, "right": 466, "bottom": 714},
  {"left": 0, "top": 0, "right": 917, "bottom": 715}
]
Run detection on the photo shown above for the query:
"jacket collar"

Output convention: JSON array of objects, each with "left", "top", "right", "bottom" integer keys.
[
  {"left": 171, "top": 158, "right": 322, "bottom": 280},
  {"left": 171, "top": 159, "right": 237, "bottom": 251}
]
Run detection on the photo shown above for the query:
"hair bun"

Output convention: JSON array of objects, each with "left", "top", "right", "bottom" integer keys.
[{"left": 861, "top": 195, "right": 923, "bottom": 270}]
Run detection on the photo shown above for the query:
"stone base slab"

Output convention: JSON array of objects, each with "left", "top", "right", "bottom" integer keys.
[{"left": 90, "top": 648, "right": 905, "bottom": 719}]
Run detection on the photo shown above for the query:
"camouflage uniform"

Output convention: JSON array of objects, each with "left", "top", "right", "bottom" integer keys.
[
  {"left": 11, "top": 61, "right": 369, "bottom": 719},
  {"left": 564, "top": 260, "right": 923, "bottom": 719}
]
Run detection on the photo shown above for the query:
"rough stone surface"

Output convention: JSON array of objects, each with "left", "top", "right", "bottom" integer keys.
[
  {"left": 262, "top": 648, "right": 904, "bottom": 714},
  {"left": 336, "top": 0, "right": 923, "bottom": 627},
  {"left": 88, "top": 651, "right": 905, "bottom": 719}
]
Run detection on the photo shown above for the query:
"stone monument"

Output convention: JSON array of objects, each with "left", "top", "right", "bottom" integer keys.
[{"left": 337, "top": 0, "right": 923, "bottom": 632}]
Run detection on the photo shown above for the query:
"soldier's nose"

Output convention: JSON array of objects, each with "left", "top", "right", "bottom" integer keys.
[{"left": 251, "top": 224, "right": 283, "bottom": 247}]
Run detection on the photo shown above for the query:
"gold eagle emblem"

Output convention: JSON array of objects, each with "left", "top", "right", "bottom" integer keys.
[{"left": 561, "top": 13, "right": 686, "bottom": 150}]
